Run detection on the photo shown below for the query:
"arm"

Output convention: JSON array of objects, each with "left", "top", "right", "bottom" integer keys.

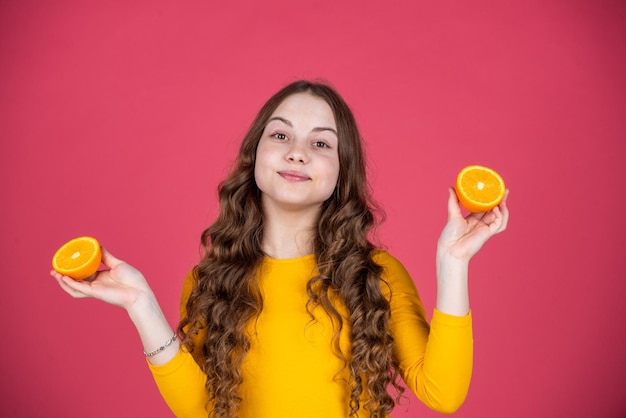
[
  {"left": 52, "top": 248, "right": 211, "bottom": 416},
  {"left": 380, "top": 253, "right": 473, "bottom": 413},
  {"left": 436, "top": 188, "right": 509, "bottom": 315},
  {"left": 386, "top": 188, "right": 509, "bottom": 412},
  {"left": 148, "top": 269, "right": 211, "bottom": 417},
  {"left": 50, "top": 247, "right": 179, "bottom": 366}
]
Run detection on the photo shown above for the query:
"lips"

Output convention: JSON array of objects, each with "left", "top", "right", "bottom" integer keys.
[{"left": 278, "top": 170, "right": 311, "bottom": 182}]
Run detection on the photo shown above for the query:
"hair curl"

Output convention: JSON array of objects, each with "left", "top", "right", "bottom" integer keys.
[{"left": 178, "top": 80, "right": 404, "bottom": 417}]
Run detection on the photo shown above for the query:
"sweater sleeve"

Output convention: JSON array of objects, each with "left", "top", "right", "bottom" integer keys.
[
  {"left": 377, "top": 252, "right": 473, "bottom": 413},
  {"left": 147, "top": 349, "right": 210, "bottom": 418},
  {"left": 146, "top": 270, "right": 210, "bottom": 418}
]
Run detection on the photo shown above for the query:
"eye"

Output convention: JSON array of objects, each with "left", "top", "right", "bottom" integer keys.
[
  {"left": 272, "top": 132, "right": 287, "bottom": 140},
  {"left": 313, "top": 141, "right": 330, "bottom": 149}
]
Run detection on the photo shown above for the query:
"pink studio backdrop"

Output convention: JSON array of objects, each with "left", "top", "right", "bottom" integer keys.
[{"left": 1, "top": 1, "right": 625, "bottom": 417}]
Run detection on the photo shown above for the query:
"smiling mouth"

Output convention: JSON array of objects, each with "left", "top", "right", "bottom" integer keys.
[{"left": 278, "top": 171, "right": 311, "bottom": 182}]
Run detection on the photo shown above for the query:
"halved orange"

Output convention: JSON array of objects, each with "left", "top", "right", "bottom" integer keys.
[
  {"left": 52, "top": 236, "right": 102, "bottom": 280},
  {"left": 455, "top": 165, "right": 506, "bottom": 213}
]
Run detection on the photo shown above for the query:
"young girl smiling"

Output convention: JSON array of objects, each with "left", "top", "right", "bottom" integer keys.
[{"left": 52, "top": 80, "right": 509, "bottom": 417}]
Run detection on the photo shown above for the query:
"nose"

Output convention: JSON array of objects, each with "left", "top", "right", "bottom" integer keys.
[{"left": 286, "top": 141, "right": 309, "bottom": 164}]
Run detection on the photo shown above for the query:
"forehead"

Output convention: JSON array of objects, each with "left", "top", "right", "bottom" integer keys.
[{"left": 269, "top": 93, "right": 336, "bottom": 128}]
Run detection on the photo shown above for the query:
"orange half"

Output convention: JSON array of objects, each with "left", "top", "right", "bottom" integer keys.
[
  {"left": 455, "top": 165, "right": 506, "bottom": 213},
  {"left": 52, "top": 236, "right": 102, "bottom": 280}
]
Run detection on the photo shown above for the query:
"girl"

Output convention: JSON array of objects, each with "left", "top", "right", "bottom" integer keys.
[{"left": 52, "top": 80, "right": 509, "bottom": 418}]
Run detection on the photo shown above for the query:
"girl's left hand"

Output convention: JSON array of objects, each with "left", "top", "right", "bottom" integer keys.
[{"left": 437, "top": 187, "right": 510, "bottom": 262}]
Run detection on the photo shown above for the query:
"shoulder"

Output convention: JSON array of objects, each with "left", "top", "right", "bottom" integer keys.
[
  {"left": 181, "top": 268, "right": 196, "bottom": 297},
  {"left": 372, "top": 250, "right": 418, "bottom": 296},
  {"left": 180, "top": 268, "right": 198, "bottom": 317},
  {"left": 372, "top": 250, "right": 408, "bottom": 276}
]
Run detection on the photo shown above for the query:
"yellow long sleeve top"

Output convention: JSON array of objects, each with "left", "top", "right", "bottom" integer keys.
[{"left": 148, "top": 251, "right": 473, "bottom": 417}]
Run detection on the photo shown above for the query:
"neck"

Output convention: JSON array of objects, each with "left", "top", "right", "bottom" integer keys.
[{"left": 261, "top": 204, "right": 320, "bottom": 259}]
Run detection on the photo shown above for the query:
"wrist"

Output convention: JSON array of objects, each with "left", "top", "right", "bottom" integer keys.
[
  {"left": 436, "top": 243, "right": 472, "bottom": 264},
  {"left": 436, "top": 252, "right": 470, "bottom": 316},
  {"left": 126, "top": 290, "right": 163, "bottom": 325},
  {"left": 436, "top": 252, "right": 469, "bottom": 278}
]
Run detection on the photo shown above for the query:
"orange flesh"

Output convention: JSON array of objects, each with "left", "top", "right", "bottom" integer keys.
[{"left": 52, "top": 236, "right": 101, "bottom": 280}]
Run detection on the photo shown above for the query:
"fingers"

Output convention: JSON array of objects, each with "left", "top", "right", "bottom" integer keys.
[
  {"left": 461, "top": 195, "right": 509, "bottom": 236},
  {"left": 499, "top": 189, "right": 510, "bottom": 228},
  {"left": 486, "top": 206, "right": 504, "bottom": 233},
  {"left": 483, "top": 191, "right": 510, "bottom": 234},
  {"left": 447, "top": 187, "right": 463, "bottom": 221},
  {"left": 101, "top": 246, "right": 123, "bottom": 269},
  {"left": 50, "top": 270, "right": 91, "bottom": 299},
  {"left": 49, "top": 246, "right": 120, "bottom": 299}
]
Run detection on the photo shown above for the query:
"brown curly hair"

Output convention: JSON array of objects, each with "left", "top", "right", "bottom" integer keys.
[{"left": 178, "top": 80, "right": 404, "bottom": 417}]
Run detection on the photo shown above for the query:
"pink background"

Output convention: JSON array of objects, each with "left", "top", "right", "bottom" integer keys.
[{"left": 1, "top": 1, "right": 625, "bottom": 417}]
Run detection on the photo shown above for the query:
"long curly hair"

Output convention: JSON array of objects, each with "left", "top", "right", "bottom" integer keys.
[{"left": 178, "top": 80, "right": 404, "bottom": 417}]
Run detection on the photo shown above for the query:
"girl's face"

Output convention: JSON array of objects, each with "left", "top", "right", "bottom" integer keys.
[{"left": 255, "top": 93, "right": 340, "bottom": 214}]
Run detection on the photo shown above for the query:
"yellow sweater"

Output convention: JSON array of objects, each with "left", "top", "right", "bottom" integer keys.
[{"left": 149, "top": 252, "right": 472, "bottom": 417}]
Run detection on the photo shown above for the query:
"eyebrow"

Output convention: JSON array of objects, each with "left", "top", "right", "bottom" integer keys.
[{"left": 267, "top": 116, "right": 338, "bottom": 136}]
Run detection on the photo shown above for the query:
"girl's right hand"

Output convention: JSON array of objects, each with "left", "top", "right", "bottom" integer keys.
[{"left": 50, "top": 246, "right": 154, "bottom": 311}]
